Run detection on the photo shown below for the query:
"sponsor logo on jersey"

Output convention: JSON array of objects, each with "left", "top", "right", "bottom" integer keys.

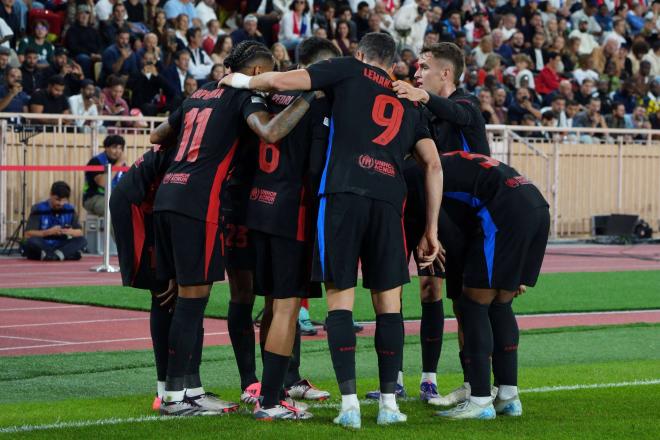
[
  {"left": 163, "top": 172, "right": 190, "bottom": 185},
  {"left": 504, "top": 176, "right": 531, "bottom": 188},
  {"left": 358, "top": 155, "right": 396, "bottom": 177},
  {"left": 250, "top": 186, "right": 277, "bottom": 204},
  {"left": 358, "top": 154, "right": 375, "bottom": 169}
]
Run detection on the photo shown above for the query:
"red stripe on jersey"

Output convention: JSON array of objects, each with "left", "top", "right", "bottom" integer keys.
[
  {"left": 204, "top": 140, "right": 239, "bottom": 280},
  {"left": 401, "top": 197, "right": 408, "bottom": 258},
  {"left": 296, "top": 185, "right": 306, "bottom": 242},
  {"left": 130, "top": 204, "right": 146, "bottom": 285}
]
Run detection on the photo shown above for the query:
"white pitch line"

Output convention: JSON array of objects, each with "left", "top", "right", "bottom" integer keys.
[
  {"left": 0, "top": 317, "right": 148, "bottom": 329},
  {"left": 0, "top": 305, "right": 88, "bottom": 312},
  {"left": 0, "top": 335, "right": 69, "bottom": 344},
  {"left": 0, "top": 331, "right": 232, "bottom": 352},
  {"left": 2, "top": 379, "right": 658, "bottom": 434}
]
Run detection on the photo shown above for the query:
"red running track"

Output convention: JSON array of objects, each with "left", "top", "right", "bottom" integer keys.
[
  {"left": 1, "top": 296, "right": 659, "bottom": 357},
  {"left": 0, "top": 244, "right": 658, "bottom": 289}
]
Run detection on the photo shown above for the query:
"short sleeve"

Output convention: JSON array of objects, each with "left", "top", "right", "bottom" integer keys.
[
  {"left": 71, "top": 213, "right": 82, "bottom": 230},
  {"left": 413, "top": 110, "right": 432, "bottom": 144},
  {"left": 306, "top": 57, "right": 355, "bottom": 91},
  {"left": 86, "top": 157, "right": 103, "bottom": 178},
  {"left": 25, "top": 208, "right": 40, "bottom": 232},
  {"left": 168, "top": 107, "right": 183, "bottom": 133},
  {"left": 239, "top": 92, "right": 268, "bottom": 120},
  {"left": 29, "top": 91, "right": 46, "bottom": 107}
]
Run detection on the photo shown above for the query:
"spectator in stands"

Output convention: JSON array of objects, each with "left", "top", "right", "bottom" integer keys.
[
  {"left": 210, "top": 34, "right": 232, "bottom": 65},
  {"left": 605, "top": 102, "right": 630, "bottom": 130},
  {"left": 95, "top": 0, "right": 117, "bottom": 22},
  {"left": 572, "top": 96, "right": 608, "bottom": 143},
  {"left": 125, "top": 0, "right": 146, "bottom": 24},
  {"left": 164, "top": 0, "right": 197, "bottom": 22},
  {"left": 162, "top": 49, "right": 190, "bottom": 106},
  {"left": 0, "top": 47, "right": 9, "bottom": 86},
  {"left": 0, "top": 67, "right": 28, "bottom": 113},
  {"left": 22, "top": 181, "right": 87, "bottom": 261},
  {"left": 631, "top": 104, "right": 651, "bottom": 130},
  {"left": 313, "top": 1, "right": 337, "bottom": 40},
  {"left": 336, "top": 6, "right": 357, "bottom": 40},
  {"left": 278, "top": 0, "right": 312, "bottom": 51},
  {"left": 644, "top": 40, "right": 660, "bottom": 77},
  {"left": 206, "top": 63, "right": 224, "bottom": 85},
  {"left": 196, "top": 0, "right": 216, "bottom": 28},
  {"left": 492, "top": 29, "right": 512, "bottom": 62},
  {"left": 332, "top": 20, "right": 352, "bottom": 56},
  {"left": 128, "top": 51, "right": 169, "bottom": 116},
  {"left": 231, "top": 14, "right": 265, "bottom": 45},
  {"left": 136, "top": 33, "right": 163, "bottom": 69},
  {"left": 493, "top": 87, "right": 509, "bottom": 123},
  {"left": 167, "top": 74, "right": 197, "bottom": 110},
  {"left": 497, "top": 13, "right": 518, "bottom": 41},
  {"left": 593, "top": 79, "right": 613, "bottom": 115},
  {"left": 626, "top": 2, "right": 646, "bottom": 35},
  {"left": 185, "top": 26, "right": 213, "bottom": 81},
  {"left": 541, "top": 95, "right": 568, "bottom": 128},
  {"left": 353, "top": 1, "right": 370, "bottom": 40},
  {"left": 612, "top": 79, "right": 638, "bottom": 113},
  {"left": 42, "top": 48, "right": 85, "bottom": 97},
  {"left": 575, "top": 78, "right": 596, "bottom": 106},
  {"left": 152, "top": 9, "right": 170, "bottom": 47},
  {"left": 174, "top": 13, "right": 190, "bottom": 46},
  {"left": 573, "top": 54, "right": 600, "bottom": 85},
  {"left": 526, "top": 32, "right": 548, "bottom": 72},
  {"left": 626, "top": 41, "right": 650, "bottom": 77},
  {"left": 536, "top": 52, "right": 562, "bottom": 96},
  {"left": 473, "top": 35, "right": 494, "bottom": 68},
  {"left": 65, "top": 5, "right": 103, "bottom": 81},
  {"left": 479, "top": 88, "right": 500, "bottom": 124},
  {"left": 102, "top": 29, "right": 138, "bottom": 83},
  {"left": 20, "top": 49, "right": 44, "bottom": 96},
  {"left": 442, "top": 10, "right": 463, "bottom": 40},
  {"left": 393, "top": 0, "right": 429, "bottom": 54},
  {"left": 68, "top": 79, "right": 103, "bottom": 131},
  {"left": 29, "top": 75, "right": 71, "bottom": 125},
  {"left": 84, "top": 135, "right": 126, "bottom": 217},
  {"left": 101, "top": 75, "right": 129, "bottom": 123},
  {"left": 101, "top": 3, "right": 130, "bottom": 47},
  {"left": 17, "top": 20, "right": 53, "bottom": 67},
  {"left": 508, "top": 86, "right": 542, "bottom": 124},
  {"left": 272, "top": 42, "right": 291, "bottom": 71},
  {"left": 0, "top": 0, "right": 20, "bottom": 48},
  {"left": 477, "top": 54, "right": 503, "bottom": 86},
  {"left": 569, "top": 18, "right": 599, "bottom": 56},
  {"left": 202, "top": 19, "right": 222, "bottom": 55}
]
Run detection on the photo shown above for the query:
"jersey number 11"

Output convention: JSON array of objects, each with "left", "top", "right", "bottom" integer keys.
[{"left": 174, "top": 108, "right": 213, "bottom": 163}]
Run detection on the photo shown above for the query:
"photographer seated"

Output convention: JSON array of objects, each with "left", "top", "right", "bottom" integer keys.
[{"left": 22, "top": 181, "right": 87, "bottom": 261}]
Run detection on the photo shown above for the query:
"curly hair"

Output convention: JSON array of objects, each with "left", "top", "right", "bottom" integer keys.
[{"left": 223, "top": 40, "right": 273, "bottom": 72}]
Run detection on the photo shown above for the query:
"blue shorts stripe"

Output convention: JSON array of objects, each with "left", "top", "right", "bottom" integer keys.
[
  {"left": 477, "top": 206, "right": 498, "bottom": 287},
  {"left": 317, "top": 196, "right": 327, "bottom": 276}
]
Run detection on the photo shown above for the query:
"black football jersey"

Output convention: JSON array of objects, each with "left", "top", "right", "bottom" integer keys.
[
  {"left": 114, "top": 145, "right": 176, "bottom": 211},
  {"left": 153, "top": 83, "right": 268, "bottom": 223},
  {"left": 246, "top": 91, "right": 331, "bottom": 240},
  {"left": 440, "top": 151, "right": 549, "bottom": 211},
  {"left": 306, "top": 56, "right": 431, "bottom": 213}
]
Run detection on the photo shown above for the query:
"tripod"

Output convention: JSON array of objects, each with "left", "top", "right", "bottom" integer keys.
[{"left": 2, "top": 125, "right": 39, "bottom": 255}]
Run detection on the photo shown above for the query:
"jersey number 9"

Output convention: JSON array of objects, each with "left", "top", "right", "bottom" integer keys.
[{"left": 371, "top": 94, "right": 404, "bottom": 146}]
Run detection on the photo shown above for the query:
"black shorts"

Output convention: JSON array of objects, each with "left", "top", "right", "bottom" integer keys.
[
  {"left": 313, "top": 193, "right": 409, "bottom": 291},
  {"left": 110, "top": 191, "right": 168, "bottom": 292},
  {"left": 404, "top": 165, "right": 474, "bottom": 299},
  {"left": 222, "top": 186, "right": 254, "bottom": 272},
  {"left": 252, "top": 230, "right": 322, "bottom": 299},
  {"left": 463, "top": 204, "right": 550, "bottom": 292},
  {"left": 153, "top": 211, "right": 226, "bottom": 286}
]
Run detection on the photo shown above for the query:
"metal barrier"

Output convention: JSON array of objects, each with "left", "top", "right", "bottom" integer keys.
[{"left": 1, "top": 114, "right": 659, "bottom": 243}]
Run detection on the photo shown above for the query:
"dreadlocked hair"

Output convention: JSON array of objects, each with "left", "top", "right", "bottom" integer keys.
[{"left": 223, "top": 40, "right": 274, "bottom": 72}]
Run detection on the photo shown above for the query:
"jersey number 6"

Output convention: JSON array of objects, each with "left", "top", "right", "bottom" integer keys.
[
  {"left": 175, "top": 107, "right": 213, "bottom": 163},
  {"left": 372, "top": 94, "right": 404, "bottom": 146}
]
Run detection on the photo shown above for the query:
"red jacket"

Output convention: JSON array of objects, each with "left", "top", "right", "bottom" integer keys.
[{"left": 536, "top": 66, "right": 560, "bottom": 95}]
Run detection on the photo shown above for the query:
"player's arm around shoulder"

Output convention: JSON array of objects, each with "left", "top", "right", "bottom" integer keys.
[
  {"left": 220, "top": 69, "right": 312, "bottom": 92},
  {"left": 245, "top": 91, "right": 317, "bottom": 144}
]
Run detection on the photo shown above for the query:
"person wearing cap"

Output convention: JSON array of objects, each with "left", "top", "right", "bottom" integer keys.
[
  {"left": 65, "top": 5, "right": 103, "bottom": 80},
  {"left": 230, "top": 14, "right": 265, "bottom": 45},
  {"left": 68, "top": 79, "right": 103, "bottom": 131},
  {"left": 568, "top": 17, "right": 599, "bottom": 55},
  {"left": 163, "top": 0, "right": 197, "bottom": 22},
  {"left": 42, "top": 47, "right": 85, "bottom": 96},
  {"left": 17, "top": 20, "right": 53, "bottom": 67}
]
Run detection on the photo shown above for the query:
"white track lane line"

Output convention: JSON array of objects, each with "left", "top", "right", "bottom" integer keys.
[
  {"left": 0, "top": 335, "right": 69, "bottom": 344},
  {"left": 0, "top": 305, "right": 88, "bottom": 312},
  {"left": 0, "top": 317, "right": 148, "bottom": 329},
  {"left": 1, "top": 379, "right": 659, "bottom": 434}
]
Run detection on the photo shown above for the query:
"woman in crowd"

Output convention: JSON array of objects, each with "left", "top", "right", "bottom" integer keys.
[
  {"left": 272, "top": 42, "right": 292, "bottom": 71},
  {"left": 332, "top": 20, "right": 352, "bottom": 56},
  {"left": 211, "top": 35, "right": 233, "bottom": 65},
  {"left": 278, "top": 0, "right": 312, "bottom": 50}
]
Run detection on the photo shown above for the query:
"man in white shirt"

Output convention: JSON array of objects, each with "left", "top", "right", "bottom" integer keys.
[
  {"left": 602, "top": 17, "right": 626, "bottom": 47},
  {"left": 185, "top": 27, "right": 212, "bottom": 81},
  {"left": 196, "top": 0, "right": 217, "bottom": 28},
  {"left": 540, "top": 95, "right": 569, "bottom": 128},
  {"left": 393, "top": 0, "right": 429, "bottom": 54},
  {"left": 498, "top": 13, "right": 517, "bottom": 41},
  {"left": 68, "top": 79, "right": 102, "bottom": 130},
  {"left": 571, "top": 4, "right": 602, "bottom": 35},
  {"left": 568, "top": 18, "right": 599, "bottom": 55}
]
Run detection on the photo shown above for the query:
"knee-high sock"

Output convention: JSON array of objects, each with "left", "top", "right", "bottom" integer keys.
[
  {"left": 261, "top": 351, "right": 291, "bottom": 407},
  {"left": 284, "top": 324, "right": 302, "bottom": 388},
  {"left": 420, "top": 300, "right": 444, "bottom": 373},
  {"left": 150, "top": 295, "right": 173, "bottom": 382},
  {"left": 326, "top": 310, "right": 356, "bottom": 395},
  {"left": 489, "top": 301, "right": 519, "bottom": 387},
  {"left": 227, "top": 301, "right": 258, "bottom": 390},
  {"left": 165, "top": 297, "right": 208, "bottom": 394},
  {"left": 375, "top": 313, "right": 404, "bottom": 394},
  {"left": 184, "top": 313, "right": 205, "bottom": 389},
  {"left": 459, "top": 295, "right": 493, "bottom": 397}
]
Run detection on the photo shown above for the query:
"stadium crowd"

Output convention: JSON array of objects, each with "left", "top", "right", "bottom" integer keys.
[{"left": 0, "top": 0, "right": 658, "bottom": 138}]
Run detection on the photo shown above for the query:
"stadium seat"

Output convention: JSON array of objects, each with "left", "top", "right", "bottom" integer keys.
[{"left": 28, "top": 9, "right": 65, "bottom": 41}]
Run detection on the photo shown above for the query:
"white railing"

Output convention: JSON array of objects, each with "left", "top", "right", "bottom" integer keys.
[{"left": 1, "top": 113, "right": 659, "bottom": 243}]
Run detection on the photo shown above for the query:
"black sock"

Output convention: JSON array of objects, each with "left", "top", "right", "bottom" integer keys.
[
  {"left": 227, "top": 301, "right": 258, "bottom": 390},
  {"left": 489, "top": 301, "right": 519, "bottom": 387},
  {"left": 261, "top": 351, "right": 291, "bottom": 407},
  {"left": 375, "top": 313, "right": 404, "bottom": 394},
  {"left": 459, "top": 350, "right": 469, "bottom": 383},
  {"left": 165, "top": 297, "right": 208, "bottom": 394},
  {"left": 184, "top": 319, "right": 205, "bottom": 390},
  {"left": 284, "top": 324, "right": 302, "bottom": 388},
  {"left": 326, "top": 309, "right": 356, "bottom": 395},
  {"left": 399, "top": 310, "right": 404, "bottom": 374},
  {"left": 150, "top": 294, "right": 172, "bottom": 382},
  {"left": 420, "top": 300, "right": 444, "bottom": 374},
  {"left": 459, "top": 295, "right": 493, "bottom": 397}
]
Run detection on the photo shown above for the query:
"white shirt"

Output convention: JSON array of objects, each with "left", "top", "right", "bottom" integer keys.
[
  {"left": 643, "top": 51, "right": 660, "bottom": 77},
  {"left": 572, "top": 68, "right": 599, "bottom": 85},
  {"left": 196, "top": 2, "right": 217, "bottom": 28},
  {"left": 68, "top": 95, "right": 101, "bottom": 128},
  {"left": 0, "top": 17, "right": 13, "bottom": 49},
  {"left": 177, "top": 67, "right": 187, "bottom": 91},
  {"left": 499, "top": 25, "right": 517, "bottom": 41},
  {"left": 533, "top": 48, "right": 544, "bottom": 71},
  {"left": 278, "top": 11, "right": 312, "bottom": 42},
  {"left": 393, "top": 3, "right": 427, "bottom": 54},
  {"left": 95, "top": 0, "right": 114, "bottom": 22},
  {"left": 187, "top": 46, "right": 213, "bottom": 80},
  {"left": 568, "top": 29, "right": 599, "bottom": 55}
]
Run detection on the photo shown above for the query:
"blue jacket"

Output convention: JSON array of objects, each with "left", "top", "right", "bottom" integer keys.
[{"left": 28, "top": 200, "right": 78, "bottom": 246}]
